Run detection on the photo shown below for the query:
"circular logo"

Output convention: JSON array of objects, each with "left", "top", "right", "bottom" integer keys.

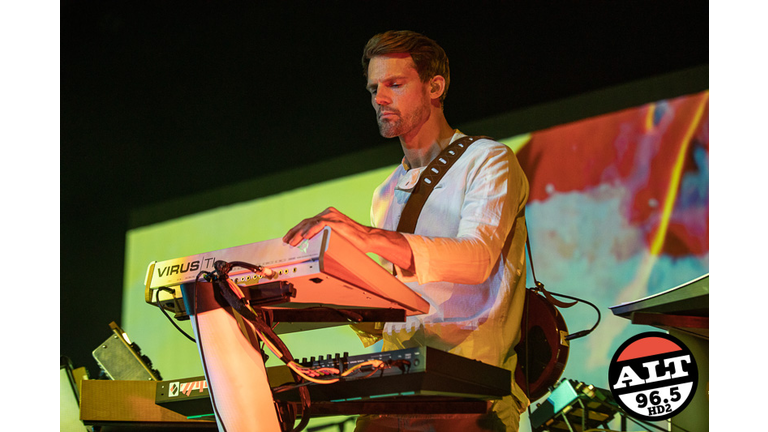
[{"left": 608, "top": 332, "right": 698, "bottom": 421}]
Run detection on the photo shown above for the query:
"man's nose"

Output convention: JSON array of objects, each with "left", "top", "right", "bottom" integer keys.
[{"left": 374, "top": 88, "right": 391, "bottom": 106}]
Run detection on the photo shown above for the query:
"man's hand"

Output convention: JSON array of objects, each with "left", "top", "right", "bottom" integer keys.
[
  {"left": 282, "top": 207, "right": 372, "bottom": 248},
  {"left": 283, "top": 207, "right": 415, "bottom": 273}
]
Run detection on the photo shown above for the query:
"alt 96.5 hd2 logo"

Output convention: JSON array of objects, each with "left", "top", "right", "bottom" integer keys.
[{"left": 608, "top": 332, "right": 698, "bottom": 421}]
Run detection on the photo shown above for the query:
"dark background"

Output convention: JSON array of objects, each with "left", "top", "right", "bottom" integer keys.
[{"left": 60, "top": 1, "right": 708, "bottom": 377}]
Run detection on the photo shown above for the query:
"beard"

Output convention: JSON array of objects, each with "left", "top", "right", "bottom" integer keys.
[{"left": 376, "top": 101, "right": 430, "bottom": 138}]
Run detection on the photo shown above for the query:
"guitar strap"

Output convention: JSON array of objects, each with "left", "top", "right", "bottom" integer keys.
[
  {"left": 390, "top": 135, "right": 574, "bottom": 402},
  {"left": 396, "top": 135, "right": 489, "bottom": 234},
  {"left": 393, "top": 134, "right": 574, "bottom": 312}
]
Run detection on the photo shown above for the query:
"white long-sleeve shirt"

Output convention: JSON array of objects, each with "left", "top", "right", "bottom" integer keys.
[{"left": 370, "top": 131, "right": 531, "bottom": 416}]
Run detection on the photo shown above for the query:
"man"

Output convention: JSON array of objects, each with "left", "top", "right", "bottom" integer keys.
[{"left": 284, "top": 30, "right": 530, "bottom": 431}]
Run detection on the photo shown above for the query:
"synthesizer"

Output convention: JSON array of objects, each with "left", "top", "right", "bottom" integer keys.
[
  {"left": 145, "top": 227, "right": 429, "bottom": 320},
  {"left": 155, "top": 346, "right": 511, "bottom": 417},
  {"left": 270, "top": 346, "right": 511, "bottom": 403}
]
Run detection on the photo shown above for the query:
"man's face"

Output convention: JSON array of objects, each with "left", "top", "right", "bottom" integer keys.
[{"left": 366, "top": 54, "right": 432, "bottom": 138}]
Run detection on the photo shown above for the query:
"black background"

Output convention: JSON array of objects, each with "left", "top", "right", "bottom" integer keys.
[{"left": 60, "top": 1, "right": 708, "bottom": 377}]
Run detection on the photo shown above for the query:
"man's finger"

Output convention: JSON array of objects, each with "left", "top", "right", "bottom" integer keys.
[
  {"left": 283, "top": 218, "right": 313, "bottom": 245},
  {"left": 302, "top": 220, "right": 328, "bottom": 242}
]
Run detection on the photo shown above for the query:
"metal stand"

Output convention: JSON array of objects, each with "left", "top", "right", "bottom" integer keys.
[{"left": 181, "top": 279, "right": 412, "bottom": 432}]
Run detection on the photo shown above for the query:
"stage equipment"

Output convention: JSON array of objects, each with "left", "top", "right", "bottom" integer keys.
[
  {"left": 92, "top": 321, "right": 162, "bottom": 381},
  {"left": 144, "top": 226, "right": 430, "bottom": 327},
  {"left": 529, "top": 378, "right": 619, "bottom": 432},
  {"left": 79, "top": 379, "right": 217, "bottom": 429},
  {"left": 142, "top": 227, "right": 507, "bottom": 431},
  {"left": 154, "top": 346, "right": 511, "bottom": 419},
  {"left": 156, "top": 376, "right": 213, "bottom": 418},
  {"left": 608, "top": 273, "right": 708, "bottom": 339},
  {"left": 271, "top": 345, "right": 510, "bottom": 402}
]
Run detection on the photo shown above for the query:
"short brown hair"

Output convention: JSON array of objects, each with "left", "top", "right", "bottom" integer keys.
[{"left": 362, "top": 30, "right": 450, "bottom": 105}]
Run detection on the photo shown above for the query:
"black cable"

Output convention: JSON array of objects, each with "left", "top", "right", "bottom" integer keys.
[
  {"left": 156, "top": 288, "right": 196, "bottom": 343},
  {"left": 551, "top": 291, "right": 602, "bottom": 341},
  {"left": 525, "top": 223, "right": 601, "bottom": 340},
  {"left": 523, "top": 222, "right": 602, "bottom": 430},
  {"left": 213, "top": 260, "right": 312, "bottom": 432},
  {"left": 155, "top": 267, "right": 313, "bottom": 431}
]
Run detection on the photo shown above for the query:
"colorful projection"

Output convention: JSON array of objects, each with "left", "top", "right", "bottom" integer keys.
[
  {"left": 511, "top": 90, "right": 708, "bottom": 389},
  {"left": 122, "top": 90, "right": 708, "bottom": 431}
]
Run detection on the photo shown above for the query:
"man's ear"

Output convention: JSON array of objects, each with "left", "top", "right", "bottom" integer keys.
[{"left": 429, "top": 75, "right": 446, "bottom": 101}]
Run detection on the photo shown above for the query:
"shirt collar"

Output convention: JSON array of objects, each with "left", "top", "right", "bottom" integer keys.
[{"left": 400, "top": 129, "right": 465, "bottom": 171}]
